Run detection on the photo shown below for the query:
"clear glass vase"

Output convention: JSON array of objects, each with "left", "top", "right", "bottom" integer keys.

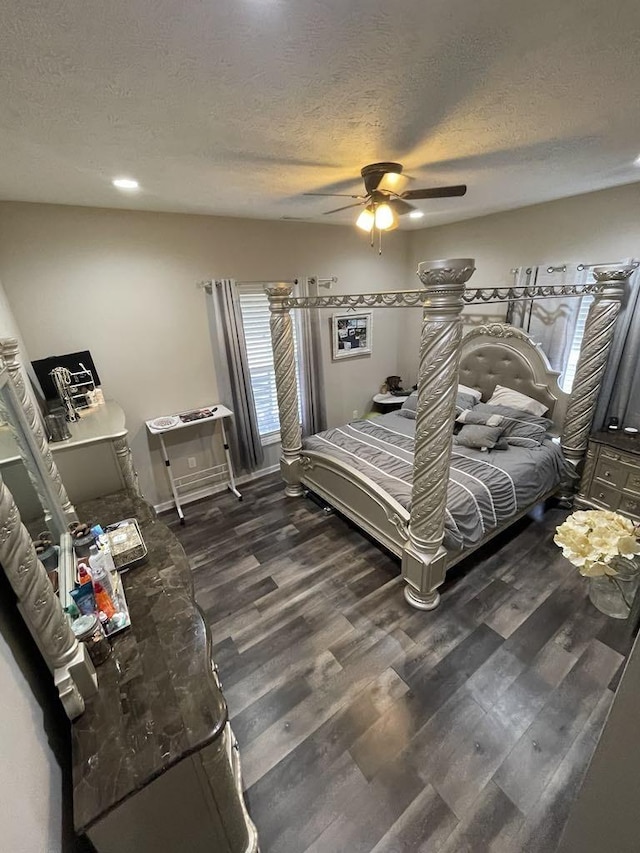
[{"left": 588, "top": 556, "right": 640, "bottom": 619}]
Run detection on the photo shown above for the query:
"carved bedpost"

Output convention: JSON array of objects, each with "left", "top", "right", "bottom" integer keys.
[
  {"left": 0, "top": 338, "right": 78, "bottom": 525},
  {"left": 402, "top": 259, "right": 476, "bottom": 610},
  {"left": 266, "top": 283, "right": 303, "bottom": 497},
  {"left": 0, "top": 472, "right": 97, "bottom": 718},
  {"left": 560, "top": 265, "right": 633, "bottom": 476}
]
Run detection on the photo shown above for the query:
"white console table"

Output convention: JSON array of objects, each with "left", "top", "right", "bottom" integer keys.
[
  {"left": 146, "top": 404, "right": 240, "bottom": 524},
  {"left": 0, "top": 400, "right": 139, "bottom": 521}
]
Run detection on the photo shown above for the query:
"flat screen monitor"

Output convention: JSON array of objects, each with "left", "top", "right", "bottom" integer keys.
[{"left": 31, "top": 351, "right": 101, "bottom": 402}]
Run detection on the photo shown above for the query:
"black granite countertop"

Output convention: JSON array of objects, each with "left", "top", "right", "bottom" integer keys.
[{"left": 71, "top": 490, "right": 227, "bottom": 834}]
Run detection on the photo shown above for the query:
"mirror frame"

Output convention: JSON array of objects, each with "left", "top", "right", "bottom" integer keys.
[{"left": 0, "top": 338, "right": 97, "bottom": 719}]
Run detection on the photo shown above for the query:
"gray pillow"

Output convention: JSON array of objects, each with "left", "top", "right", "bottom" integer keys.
[
  {"left": 465, "top": 403, "right": 552, "bottom": 447},
  {"left": 401, "top": 390, "right": 477, "bottom": 418},
  {"left": 457, "top": 409, "right": 504, "bottom": 427},
  {"left": 400, "top": 392, "right": 418, "bottom": 413},
  {"left": 400, "top": 391, "right": 478, "bottom": 418},
  {"left": 455, "top": 391, "right": 479, "bottom": 416},
  {"left": 454, "top": 423, "right": 508, "bottom": 451}
]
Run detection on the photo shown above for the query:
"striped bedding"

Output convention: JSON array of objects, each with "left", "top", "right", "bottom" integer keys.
[{"left": 303, "top": 412, "right": 567, "bottom": 551}]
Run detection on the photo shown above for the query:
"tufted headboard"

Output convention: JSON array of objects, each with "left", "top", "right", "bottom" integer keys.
[{"left": 458, "top": 323, "right": 569, "bottom": 433}]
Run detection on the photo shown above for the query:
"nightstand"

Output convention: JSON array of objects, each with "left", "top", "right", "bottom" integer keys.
[
  {"left": 576, "top": 431, "right": 640, "bottom": 520},
  {"left": 372, "top": 392, "right": 411, "bottom": 413}
]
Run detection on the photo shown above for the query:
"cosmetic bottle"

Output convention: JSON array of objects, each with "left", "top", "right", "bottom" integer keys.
[{"left": 88, "top": 545, "right": 116, "bottom": 600}]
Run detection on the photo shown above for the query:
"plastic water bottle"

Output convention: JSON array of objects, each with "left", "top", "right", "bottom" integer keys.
[{"left": 88, "top": 545, "right": 116, "bottom": 601}]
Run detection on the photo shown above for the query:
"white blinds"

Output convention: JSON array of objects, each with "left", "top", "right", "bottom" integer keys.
[
  {"left": 561, "top": 295, "right": 593, "bottom": 392},
  {"left": 238, "top": 287, "right": 302, "bottom": 437}
]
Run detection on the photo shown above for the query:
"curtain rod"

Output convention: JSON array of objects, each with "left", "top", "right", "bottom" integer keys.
[
  {"left": 196, "top": 276, "right": 339, "bottom": 292},
  {"left": 196, "top": 278, "right": 299, "bottom": 291},
  {"left": 510, "top": 261, "right": 639, "bottom": 275}
]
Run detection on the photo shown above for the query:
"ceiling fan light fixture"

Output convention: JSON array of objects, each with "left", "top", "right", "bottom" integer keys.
[
  {"left": 356, "top": 206, "right": 375, "bottom": 232},
  {"left": 377, "top": 171, "right": 404, "bottom": 192},
  {"left": 374, "top": 203, "right": 397, "bottom": 231}
]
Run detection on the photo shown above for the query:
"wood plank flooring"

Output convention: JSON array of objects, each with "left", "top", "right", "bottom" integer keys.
[{"left": 166, "top": 474, "right": 634, "bottom": 853}]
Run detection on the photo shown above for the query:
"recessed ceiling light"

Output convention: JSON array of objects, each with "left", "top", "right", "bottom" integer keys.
[
  {"left": 112, "top": 177, "right": 139, "bottom": 190},
  {"left": 409, "top": 210, "right": 424, "bottom": 219}
]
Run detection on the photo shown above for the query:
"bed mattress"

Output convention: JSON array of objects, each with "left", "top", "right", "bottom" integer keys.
[{"left": 302, "top": 412, "right": 567, "bottom": 551}]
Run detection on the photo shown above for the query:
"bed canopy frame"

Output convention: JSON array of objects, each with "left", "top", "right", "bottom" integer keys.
[{"left": 266, "top": 259, "right": 635, "bottom": 610}]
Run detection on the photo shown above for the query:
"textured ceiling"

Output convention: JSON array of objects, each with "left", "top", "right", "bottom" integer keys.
[{"left": 2, "top": 0, "right": 640, "bottom": 228}]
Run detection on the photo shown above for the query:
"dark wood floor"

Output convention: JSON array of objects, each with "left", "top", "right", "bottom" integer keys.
[{"left": 166, "top": 474, "right": 634, "bottom": 853}]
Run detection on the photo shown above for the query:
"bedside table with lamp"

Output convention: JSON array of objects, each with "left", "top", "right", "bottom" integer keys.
[{"left": 372, "top": 375, "right": 412, "bottom": 413}]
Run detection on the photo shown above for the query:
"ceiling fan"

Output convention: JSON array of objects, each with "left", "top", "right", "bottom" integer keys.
[{"left": 305, "top": 162, "right": 466, "bottom": 251}]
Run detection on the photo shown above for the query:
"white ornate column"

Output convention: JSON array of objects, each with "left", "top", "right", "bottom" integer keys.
[
  {"left": 402, "top": 259, "right": 476, "bottom": 610},
  {"left": 560, "top": 265, "right": 633, "bottom": 470},
  {"left": 0, "top": 338, "right": 78, "bottom": 526},
  {"left": 266, "top": 283, "right": 303, "bottom": 497},
  {"left": 113, "top": 434, "right": 142, "bottom": 496},
  {"left": 0, "top": 473, "right": 97, "bottom": 718}
]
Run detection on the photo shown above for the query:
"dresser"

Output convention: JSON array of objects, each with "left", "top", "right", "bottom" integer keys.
[
  {"left": 71, "top": 491, "right": 258, "bottom": 853},
  {"left": 576, "top": 431, "right": 640, "bottom": 520}
]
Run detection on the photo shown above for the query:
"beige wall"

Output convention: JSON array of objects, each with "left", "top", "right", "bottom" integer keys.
[
  {"left": 0, "top": 202, "right": 409, "bottom": 506},
  {"left": 400, "top": 181, "right": 640, "bottom": 383}
]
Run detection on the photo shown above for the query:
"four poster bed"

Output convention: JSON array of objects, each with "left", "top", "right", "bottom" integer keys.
[{"left": 266, "top": 259, "right": 635, "bottom": 611}]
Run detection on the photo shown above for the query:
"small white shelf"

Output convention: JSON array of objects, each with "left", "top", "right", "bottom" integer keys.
[{"left": 145, "top": 404, "right": 240, "bottom": 523}]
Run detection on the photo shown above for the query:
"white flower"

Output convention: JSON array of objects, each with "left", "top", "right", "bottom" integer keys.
[
  {"left": 555, "top": 509, "right": 640, "bottom": 573},
  {"left": 579, "top": 561, "right": 609, "bottom": 577},
  {"left": 619, "top": 535, "right": 640, "bottom": 557}
]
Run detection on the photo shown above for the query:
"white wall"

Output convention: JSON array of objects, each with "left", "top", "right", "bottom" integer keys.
[
  {"left": 0, "top": 630, "right": 62, "bottom": 853},
  {"left": 400, "top": 181, "right": 640, "bottom": 382},
  {"left": 0, "top": 277, "right": 36, "bottom": 388},
  {"left": 0, "top": 202, "right": 409, "bottom": 506}
]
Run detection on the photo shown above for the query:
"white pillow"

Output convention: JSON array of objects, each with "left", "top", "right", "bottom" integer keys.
[
  {"left": 487, "top": 384, "right": 549, "bottom": 416},
  {"left": 458, "top": 383, "right": 482, "bottom": 402}
]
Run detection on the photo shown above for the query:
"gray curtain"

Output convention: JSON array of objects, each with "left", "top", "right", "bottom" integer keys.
[
  {"left": 509, "top": 265, "right": 584, "bottom": 382},
  {"left": 296, "top": 277, "right": 326, "bottom": 436},
  {"left": 593, "top": 267, "right": 640, "bottom": 430},
  {"left": 207, "top": 279, "right": 264, "bottom": 471}
]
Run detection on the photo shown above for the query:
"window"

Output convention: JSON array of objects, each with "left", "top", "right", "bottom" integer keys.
[
  {"left": 238, "top": 287, "right": 303, "bottom": 439},
  {"left": 561, "top": 295, "right": 593, "bottom": 392}
]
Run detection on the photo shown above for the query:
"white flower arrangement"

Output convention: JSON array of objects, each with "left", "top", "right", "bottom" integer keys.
[{"left": 554, "top": 509, "right": 640, "bottom": 577}]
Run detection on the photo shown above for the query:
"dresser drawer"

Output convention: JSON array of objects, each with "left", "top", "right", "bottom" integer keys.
[
  {"left": 587, "top": 481, "right": 621, "bottom": 511},
  {"left": 620, "top": 494, "right": 640, "bottom": 519},
  {"left": 594, "top": 453, "right": 637, "bottom": 489},
  {"left": 601, "top": 445, "right": 638, "bottom": 464},
  {"left": 624, "top": 470, "right": 640, "bottom": 496}
]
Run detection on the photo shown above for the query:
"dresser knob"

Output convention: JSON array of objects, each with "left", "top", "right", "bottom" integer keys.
[
  {"left": 598, "top": 492, "right": 605, "bottom": 500},
  {"left": 604, "top": 470, "right": 611, "bottom": 478}
]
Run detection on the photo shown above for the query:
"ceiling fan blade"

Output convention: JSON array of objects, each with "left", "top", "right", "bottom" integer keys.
[
  {"left": 401, "top": 184, "right": 467, "bottom": 200},
  {"left": 389, "top": 199, "right": 416, "bottom": 216},
  {"left": 304, "top": 192, "right": 365, "bottom": 199},
  {"left": 323, "top": 202, "right": 365, "bottom": 215}
]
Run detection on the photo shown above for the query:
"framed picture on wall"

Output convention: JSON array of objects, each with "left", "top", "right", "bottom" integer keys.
[{"left": 332, "top": 312, "right": 373, "bottom": 360}]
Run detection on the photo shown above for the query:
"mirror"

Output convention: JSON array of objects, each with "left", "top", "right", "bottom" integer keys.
[
  {"left": 0, "top": 363, "right": 76, "bottom": 611},
  {"left": 0, "top": 338, "right": 97, "bottom": 719}
]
